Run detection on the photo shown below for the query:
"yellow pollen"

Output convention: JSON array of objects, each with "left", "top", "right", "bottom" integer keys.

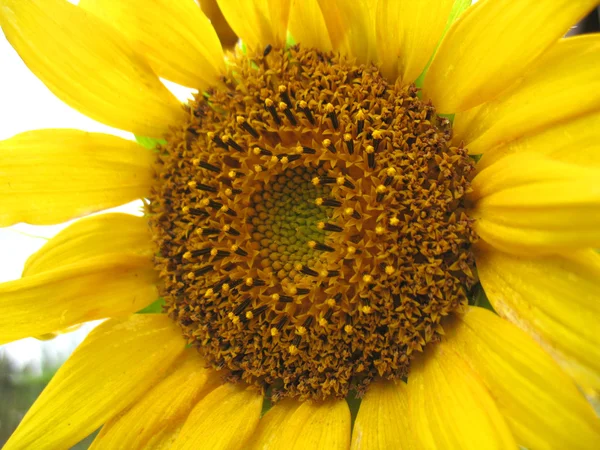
[
  {"left": 288, "top": 345, "right": 299, "bottom": 355},
  {"left": 385, "top": 265, "right": 396, "bottom": 275},
  {"left": 343, "top": 133, "right": 352, "bottom": 142},
  {"left": 271, "top": 327, "right": 279, "bottom": 337},
  {"left": 326, "top": 298, "right": 336, "bottom": 307},
  {"left": 365, "top": 145, "right": 375, "bottom": 154},
  {"left": 361, "top": 305, "right": 372, "bottom": 314},
  {"left": 344, "top": 325, "right": 354, "bottom": 334},
  {"left": 188, "top": 180, "right": 197, "bottom": 188},
  {"left": 390, "top": 216, "right": 400, "bottom": 226},
  {"left": 362, "top": 274, "right": 373, "bottom": 283},
  {"left": 375, "top": 226, "right": 385, "bottom": 234},
  {"left": 245, "top": 311, "right": 254, "bottom": 320},
  {"left": 318, "top": 317, "right": 328, "bottom": 327},
  {"left": 376, "top": 185, "right": 387, "bottom": 194},
  {"left": 296, "top": 326, "right": 307, "bottom": 336}
]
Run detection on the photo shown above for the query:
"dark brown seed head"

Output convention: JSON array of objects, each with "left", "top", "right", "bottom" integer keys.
[{"left": 148, "top": 46, "right": 478, "bottom": 401}]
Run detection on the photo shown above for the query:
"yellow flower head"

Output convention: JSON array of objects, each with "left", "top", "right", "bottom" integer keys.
[{"left": 1, "top": 0, "right": 600, "bottom": 449}]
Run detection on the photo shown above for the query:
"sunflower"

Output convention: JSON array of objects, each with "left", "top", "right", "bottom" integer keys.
[{"left": 1, "top": 0, "right": 600, "bottom": 448}]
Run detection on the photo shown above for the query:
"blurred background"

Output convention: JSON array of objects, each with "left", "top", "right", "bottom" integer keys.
[{"left": 0, "top": 1, "right": 598, "bottom": 447}]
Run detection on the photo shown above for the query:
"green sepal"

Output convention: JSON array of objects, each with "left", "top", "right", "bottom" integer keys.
[
  {"left": 470, "top": 284, "right": 495, "bottom": 312},
  {"left": 346, "top": 393, "right": 362, "bottom": 429},
  {"left": 261, "top": 397, "right": 273, "bottom": 417},
  {"left": 137, "top": 298, "right": 166, "bottom": 314},
  {"left": 135, "top": 135, "right": 167, "bottom": 151},
  {"left": 470, "top": 153, "right": 483, "bottom": 163},
  {"left": 414, "top": 0, "right": 473, "bottom": 90}
]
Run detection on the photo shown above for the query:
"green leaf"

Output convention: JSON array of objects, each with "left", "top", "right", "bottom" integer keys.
[
  {"left": 135, "top": 135, "right": 166, "bottom": 150},
  {"left": 137, "top": 298, "right": 165, "bottom": 314}
]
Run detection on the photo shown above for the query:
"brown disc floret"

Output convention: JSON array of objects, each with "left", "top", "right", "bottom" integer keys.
[{"left": 148, "top": 46, "right": 478, "bottom": 400}]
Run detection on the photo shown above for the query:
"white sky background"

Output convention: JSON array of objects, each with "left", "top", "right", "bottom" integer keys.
[
  {"left": 0, "top": 0, "right": 198, "bottom": 371},
  {"left": 0, "top": 28, "right": 137, "bottom": 371}
]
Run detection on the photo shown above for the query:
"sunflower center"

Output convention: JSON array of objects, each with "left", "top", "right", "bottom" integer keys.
[
  {"left": 148, "top": 45, "right": 478, "bottom": 400},
  {"left": 250, "top": 166, "right": 331, "bottom": 276}
]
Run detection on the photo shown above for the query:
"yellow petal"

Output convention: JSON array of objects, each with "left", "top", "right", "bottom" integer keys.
[
  {"left": 91, "top": 349, "right": 218, "bottom": 450},
  {"left": 0, "top": 0, "right": 183, "bottom": 137},
  {"left": 470, "top": 153, "right": 599, "bottom": 200},
  {"left": 0, "top": 254, "right": 158, "bottom": 345},
  {"left": 470, "top": 153, "right": 600, "bottom": 254},
  {"left": 3, "top": 314, "right": 186, "bottom": 450},
  {"left": 424, "top": 0, "right": 598, "bottom": 113},
  {"left": 172, "top": 383, "right": 263, "bottom": 450},
  {"left": 198, "top": 0, "right": 238, "bottom": 48},
  {"left": 477, "top": 110, "right": 600, "bottom": 170},
  {"left": 317, "top": 0, "right": 377, "bottom": 64},
  {"left": 248, "top": 399, "right": 300, "bottom": 450},
  {"left": 0, "top": 129, "right": 154, "bottom": 227},
  {"left": 279, "top": 399, "right": 351, "bottom": 450},
  {"left": 454, "top": 34, "right": 600, "bottom": 154},
  {"left": 476, "top": 247, "right": 600, "bottom": 395},
  {"left": 376, "top": 0, "right": 454, "bottom": 84},
  {"left": 216, "top": 0, "right": 291, "bottom": 51},
  {"left": 288, "top": 0, "right": 332, "bottom": 51},
  {"left": 23, "top": 213, "right": 153, "bottom": 276},
  {"left": 445, "top": 307, "right": 600, "bottom": 449},
  {"left": 351, "top": 381, "right": 410, "bottom": 450},
  {"left": 408, "top": 344, "right": 516, "bottom": 449},
  {"left": 79, "top": 0, "right": 224, "bottom": 89}
]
